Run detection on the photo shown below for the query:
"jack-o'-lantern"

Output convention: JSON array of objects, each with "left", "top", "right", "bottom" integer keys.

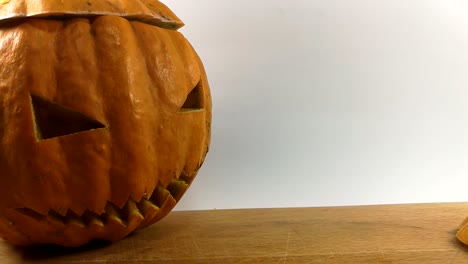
[{"left": 0, "top": 0, "right": 211, "bottom": 247}]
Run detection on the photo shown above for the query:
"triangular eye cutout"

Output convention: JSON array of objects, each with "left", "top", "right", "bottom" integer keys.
[
  {"left": 180, "top": 80, "right": 204, "bottom": 112},
  {"left": 30, "top": 94, "right": 106, "bottom": 141}
]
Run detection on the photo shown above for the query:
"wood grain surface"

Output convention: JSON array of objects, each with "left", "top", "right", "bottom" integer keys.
[{"left": 1, "top": 203, "right": 468, "bottom": 263}]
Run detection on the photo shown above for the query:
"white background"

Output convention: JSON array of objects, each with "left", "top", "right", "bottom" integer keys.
[{"left": 159, "top": 0, "right": 468, "bottom": 211}]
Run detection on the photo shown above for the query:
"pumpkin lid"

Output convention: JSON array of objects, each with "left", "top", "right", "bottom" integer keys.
[{"left": 0, "top": 0, "right": 184, "bottom": 29}]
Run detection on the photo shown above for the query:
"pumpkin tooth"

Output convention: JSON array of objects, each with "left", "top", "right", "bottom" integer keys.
[
  {"left": 52, "top": 206, "right": 69, "bottom": 217},
  {"left": 103, "top": 203, "right": 124, "bottom": 226},
  {"left": 48, "top": 211, "right": 70, "bottom": 226},
  {"left": 180, "top": 169, "right": 190, "bottom": 179},
  {"left": 150, "top": 185, "right": 171, "bottom": 208},
  {"left": 98, "top": 202, "right": 133, "bottom": 241},
  {"left": 135, "top": 198, "right": 159, "bottom": 230},
  {"left": 137, "top": 198, "right": 159, "bottom": 217},
  {"left": 46, "top": 211, "right": 67, "bottom": 226},
  {"left": 83, "top": 210, "right": 104, "bottom": 228},
  {"left": 123, "top": 200, "right": 144, "bottom": 232},
  {"left": 64, "top": 210, "right": 85, "bottom": 228},
  {"left": 145, "top": 191, "right": 177, "bottom": 227},
  {"left": 179, "top": 169, "right": 195, "bottom": 184},
  {"left": 123, "top": 199, "right": 143, "bottom": 220},
  {"left": 166, "top": 178, "right": 188, "bottom": 201},
  {"left": 67, "top": 217, "right": 85, "bottom": 228}
]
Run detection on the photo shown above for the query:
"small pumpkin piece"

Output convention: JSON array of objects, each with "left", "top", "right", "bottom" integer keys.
[{"left": 456, "top": 217, "right": 468, "bottom": 245}]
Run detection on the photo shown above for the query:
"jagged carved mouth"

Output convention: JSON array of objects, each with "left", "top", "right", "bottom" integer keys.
[{"left": 6, "top": 174, "right": 193, "bottom": 244}]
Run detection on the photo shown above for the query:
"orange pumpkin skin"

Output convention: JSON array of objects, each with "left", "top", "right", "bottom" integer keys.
[{"left": 0, "top": 2, "right": 211, "bottom": 247}]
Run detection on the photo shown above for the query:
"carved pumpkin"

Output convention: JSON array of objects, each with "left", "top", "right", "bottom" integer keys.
[{"left": 0, "top": 0, "right": 211, "bottom": 247}]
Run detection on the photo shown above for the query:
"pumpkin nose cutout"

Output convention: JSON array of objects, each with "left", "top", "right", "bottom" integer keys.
[
  {"left": 30, "top": 94, "right": 106, "bottom": 141},
  {"left": 180, "top": 81, "right": 204, "bottom": 112}
]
